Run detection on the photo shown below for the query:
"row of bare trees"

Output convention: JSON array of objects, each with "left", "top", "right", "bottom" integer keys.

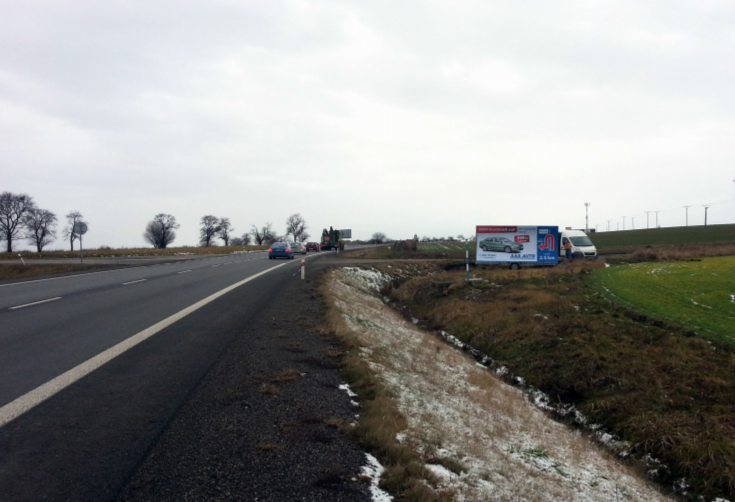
[
  {"left": 0, "top": 191, "right": 87, "bottom": 253},
  {"left": 1, "top": 192, "right": 312, "bottom": 252},
  {"left": 143, "top": 213, "right": 311, "bottom": 249}
]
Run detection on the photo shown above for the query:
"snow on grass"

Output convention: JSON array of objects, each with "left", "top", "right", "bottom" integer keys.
[
  {"left": 330, "top": 267, "right": 674, "bottom": 502},
  {"left": 361, "top": 453, "right": 393, "bottom": 502}
]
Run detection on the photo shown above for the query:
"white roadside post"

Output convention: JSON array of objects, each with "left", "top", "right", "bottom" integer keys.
[
  {"left": 301, "top": 258, "right": 305, "bottom": 280},
  {"left": 466, "top": 240, "right": 469, "bottom": 282},
  {"left": 18, "top": 253, "right": 25, "bottom": 266}
]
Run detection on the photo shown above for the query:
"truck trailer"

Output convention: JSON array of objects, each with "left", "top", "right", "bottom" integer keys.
[{"left": 475, "top": 225, "right": 597, "bottom": 269}]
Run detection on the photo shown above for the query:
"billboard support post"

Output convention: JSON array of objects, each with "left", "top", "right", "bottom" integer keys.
[{"left": 466, "top": 241, "right": 469, "bottom": 281}]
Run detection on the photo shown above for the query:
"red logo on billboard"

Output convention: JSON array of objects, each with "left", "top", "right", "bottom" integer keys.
[
  {"left": 538, "top": 234, "right": 556, "bottom": 251},
  {"left": 514, "top": 235, "right": 530, "bottom": 243}
]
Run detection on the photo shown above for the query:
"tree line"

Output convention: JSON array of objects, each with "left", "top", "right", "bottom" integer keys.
[{"left": 0, "top": 191, "right": 313, "bottom": 252}]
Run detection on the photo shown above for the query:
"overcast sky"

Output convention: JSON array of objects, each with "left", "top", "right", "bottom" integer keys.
[{"left": 3, "top": 0, "right": 735, "bottom": 249}]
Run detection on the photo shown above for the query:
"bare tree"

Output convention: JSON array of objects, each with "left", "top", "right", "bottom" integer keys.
[
  {"left": 217, "top": 217, "right": 233, "bottom": 246},
  {"left": 285, "top": 213, "right": 308, "bottom": 241},
  {"left": 199, "top": 215, "right": 221, "bottom": 247},
  {"left": 239, "top": 232, "right": 252, "bottom": 245},
  {"left": 370, "top": 232, "right": 387, "bottom": 244},
  {"left": 300, "top": 231, "right": 310, "bottom": 242},
  {"left": 62, "top": 211, "right": 85, "bottom": 251},
  {"left": 251, "top": 223, "right": 276, "bottom": 245},
  {"left": 143, "top": 214, "right": 180, "bottom": 249},
  {"left": 0, "top": 192, "right": 36, "bottom": 252},
  {"left": 24, "top": 208, "right": 57, "bottom": 252}
]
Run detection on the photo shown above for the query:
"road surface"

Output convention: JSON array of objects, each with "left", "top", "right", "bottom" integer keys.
[{"left": 0, "top": 250, "right": 369, "bottom": 501}]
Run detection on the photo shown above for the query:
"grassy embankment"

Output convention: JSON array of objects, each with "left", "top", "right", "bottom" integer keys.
[{"left": 381, "top": 261, "right": 735, "bottom": 500}]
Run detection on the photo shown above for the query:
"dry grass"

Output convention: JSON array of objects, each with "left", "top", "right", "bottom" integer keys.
[
  {"left": 383, "top": 261, "right": 735, "bottom": 500},
  {"left": 323, "top": 266, "right": 674, "bottom": 502},
  {"left": 604, "top": 242, "right": 735, "bottom": 261},
  {"left": 272, "top": 369, "right": 302, "bottom": 383},
  {"left": 259, "top": 384, "right": 280, "bottom": 396},
  {"left": 0, "top": 264, "right": 112, "bottom": 281}
]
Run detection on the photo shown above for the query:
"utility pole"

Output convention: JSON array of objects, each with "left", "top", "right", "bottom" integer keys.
[
  {"left": 607, "top": 220, "right": 611, "bottom": 232},
  {"left": 622, "top": 216, "right": 626, "bottom": 231},
  {"left": 631, "top": 217, "right": 635, "bottom": 229},
  {"left": 704, "top": 205, "right": 710, "bottom": 226},
  {"left": 645, "top": 211, "right": 651, "bottom": 229},
  {"left": 584, "top": 202, "right": 591, "bottom": 233},
  {"left": 655, "top": 211, "right": 660, "bottom": 228},
  {"left": 684, "top": 206, "right": 691, "bottom": 227}
]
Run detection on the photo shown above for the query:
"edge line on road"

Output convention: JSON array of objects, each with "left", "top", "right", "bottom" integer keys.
[
  {"left": 122, "top": 279, "right": 147, "bottom": 286},
  {"left": 0, "top": 261, "right": 290, "bottom": 429},
  {"left": 8, "top": 297, "right": 63, "bottom": 310}
]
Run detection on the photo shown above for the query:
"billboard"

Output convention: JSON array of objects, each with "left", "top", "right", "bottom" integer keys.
[
  {"left": 475, "top": 225, "right": 559, "bottom": 264},
  {"left": 340, "top": 229, "right": 352, "bottom": 239}
]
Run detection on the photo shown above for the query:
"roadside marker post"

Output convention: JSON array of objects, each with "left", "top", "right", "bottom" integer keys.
[
  {"left": 18, "top": 253, "right": 25, "bottom": 266},
  {"left": 301, "top": 258, "right": 305, "bottom": 280},
  {"left": 466, "top": 241, "right": 469, "bottom": 282}
]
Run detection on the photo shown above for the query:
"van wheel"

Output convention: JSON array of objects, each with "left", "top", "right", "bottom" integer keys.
[{"left": 509, "top": 263, "right": 520, "bottom": 270}]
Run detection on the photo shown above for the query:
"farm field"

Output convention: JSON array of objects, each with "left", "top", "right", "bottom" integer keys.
[
  {"left": 590, "top": 223, "right": 735, "bottom": 250},
  {"left": 590, "top": 256, "right": 735, "bottom": 346},
  {"left": 417, "top": 241, "right": 473, "bottom": 253}
]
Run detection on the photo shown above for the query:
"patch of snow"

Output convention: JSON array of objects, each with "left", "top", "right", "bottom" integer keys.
[
  {"left": 730, "top": 295, "right": 734, "bottom": 303},
  {"left": 361, "top": 453, "right": 393, "bottom": 502},
  {"left": 425, "top": 463, "right": 455, "bottom": 481},
  {"left": 604, "top": 263, "right": 610, "bottom": 268}
]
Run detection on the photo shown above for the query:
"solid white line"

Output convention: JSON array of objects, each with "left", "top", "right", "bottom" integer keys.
[
  {"left": 122, "top": 279, "right": 147, "bottom": 285},
  {"left": 9, "top": 297, "right": 63, "bottom": 310},
  {"left": 177, "top": 270, "right": 192, "bottom": 274},
  {"left": 0, "top": 261, "right": 290, "bottom": 428}
]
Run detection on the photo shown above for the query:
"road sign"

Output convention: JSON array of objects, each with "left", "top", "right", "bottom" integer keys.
[
  {"left": 340, "top": 229, "right": 352, "bottom": 238},
  {"left": 73, "top": 222, "right": 88, "bottom": 235}
]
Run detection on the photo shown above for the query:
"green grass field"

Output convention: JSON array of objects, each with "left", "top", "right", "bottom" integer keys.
[
  {"left": 590, "top": 223, "right": 735, "bottom": 250},
  {"left": 590, "top": 256, "right": 735, "bottom": 345}
]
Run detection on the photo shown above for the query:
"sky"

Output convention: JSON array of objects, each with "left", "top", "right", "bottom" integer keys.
[{"left": 2, "top": 0, "right": 735, "bottom": 249}]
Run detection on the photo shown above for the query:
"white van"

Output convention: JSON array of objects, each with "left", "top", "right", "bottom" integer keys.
[{"left": 558, "top": 230, "right": 597, "bottom": 259}]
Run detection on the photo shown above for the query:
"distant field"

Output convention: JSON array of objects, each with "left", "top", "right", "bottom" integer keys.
[
  {"left": 0, "top": 245, "right": 268, "bottom": 260},
  {"left": 417, "top": 241, "right": 473, "bottom": 253},
  {"left": 590, "top": 255, "right": 735, "bottom": 346},
  {"left": 590, "top": 224, "right": 735, "bottom": 250}
]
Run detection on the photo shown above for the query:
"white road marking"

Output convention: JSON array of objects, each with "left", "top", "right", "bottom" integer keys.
[
  {"left": 8, "top": 297, "right": 63, "bottom": 310},
  {"left": 177, "top": 270, "right": 192, "bottom": 274},
  {"left": 211, "top": 264, "right": 220, "bottom": 268},
  {"left": 122, "top": 279, "right": 147, "bottom": 286},
  {"left": 0, "top": 261, "right": 290, "bottom": 428}
]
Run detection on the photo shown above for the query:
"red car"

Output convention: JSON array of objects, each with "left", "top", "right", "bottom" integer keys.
[{"left": 305, "top": 242, "right": 320, "bottom": 252}]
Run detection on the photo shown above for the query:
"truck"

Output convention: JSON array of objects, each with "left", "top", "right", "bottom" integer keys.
[
  {"left": 320, "top": 226, "right": 344, "bottom": 251},
  {"left": 475, "top": 225, "right": 597, "bottom": 269}
]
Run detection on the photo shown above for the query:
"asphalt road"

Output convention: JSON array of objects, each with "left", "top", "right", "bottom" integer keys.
[{"left": 0, "top": 249, "right": 369, "bottom": 501}]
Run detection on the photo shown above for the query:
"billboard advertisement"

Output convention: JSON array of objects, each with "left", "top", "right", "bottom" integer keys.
[{"left": 475, "top": 225, "right": 559, "bottom": 264}]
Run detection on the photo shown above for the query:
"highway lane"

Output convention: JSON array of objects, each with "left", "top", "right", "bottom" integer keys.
[
  {"left": 0, "top": 250, "right": 325, "bottom": 409},
  {"left": 0, "top": 252, "right": 347, "bottom": 502}
]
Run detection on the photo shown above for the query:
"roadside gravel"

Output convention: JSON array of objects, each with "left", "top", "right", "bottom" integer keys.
[{"left": 117, "top": 262, "right": 371, "bottom": 502}]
